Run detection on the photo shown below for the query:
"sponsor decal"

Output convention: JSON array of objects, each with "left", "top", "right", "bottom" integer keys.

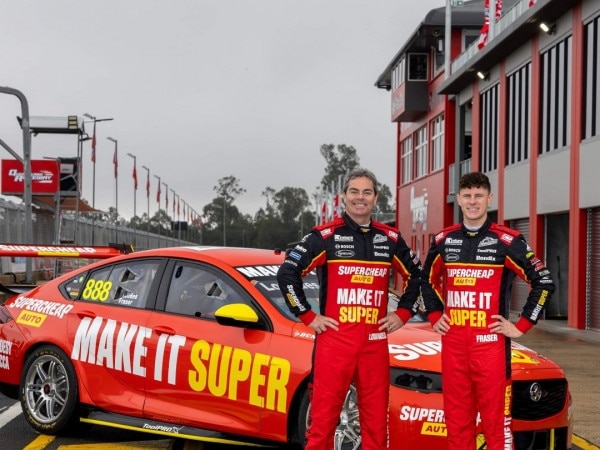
[
  {"left": 475, "top": 255, "right": 496, "bottom": 261},
  {"left": 335, "top": 250, "right": 356, "bottom": 258},
  {"left": 350, "top": 274, "right": 374, "bottom": 284},
  {"left": 337, "top": 288, "right": 384, "bottom": 306},
  {"left": 334, "top": 234, "right": 353, "bottom": 242},
  {"left": 0, "top": 339, "right": 12, "bottom": 370},
  {"left": 388, "top": 341, "right": 441, "bottom": 361},
  {"left": 503, "top": 386, "right": 513, "bottom": 447},
  {"left": 435, "top": 231, "right": 444, "bottom": 242},
  {"left": 236, "top": 265, "right": 280, "bottom": 278},
  {"left": 448, "top": 268, "right": 495, "bottom": 279},
  {"left": 284, "top": 285, "right": 307, "bottom": 312},
  {"left": 335, "top": 244, "right": 354, "bottom": 249},
  {"left": 368, "top": 332, "right": 387, "bottom": 341},
  {"left": 445, "top": 253, "right": 459, "bottom": 262},
  {"left": 477, "top": 248, "right": 497, "bottom": 254},
  {"left": 478, "top": 237, "right": 498, "bottom": 247},
  {"left": 337, "top": 265, "right": 388, "bottom": 277},
  {"left": 453, "top": 277, "right": 476, "bottom": 286},
  {"left": 386, "top": 230, "right": 398, "bottom": 240},
  {"left": 530, "top": 290, "right": 549, "bottom": 321},
  {"left": 446, "top": 290, "right": 492, "bottom": 309},
  {"left": 373, "top": 251, "right": 390, "bottom": 258},
  {"left": 71, "top": 316, "right": 291, "bottom": 413},
  {"left": 448, "top": 309, "right": 487, "bottom": 327},
  {"left": 288, "top": 251, "right": 302, "bottom": 261},
  {"left": 16, "top": 310, "right": 47, "bottom": 327},
  {"left": 373, "top": 234, "right": 388, "bottom": 243},
  {"left": 500, "top": 233, "right": 514, "bottom": 245},
  {"left": 445, "top": 248, "right": 461, "bottom": 253},
  {"left": 142, "top": 424, "right": 185, "bottom": 434},
  {"left": 399, "top": 406, "right": 447, "bottom": 436},
  {"left": 294, "top": 245, "right": 307, "bottom": 253},
  {"left": 293, "top": 331, "right": 315, "bottom": 340},
  {"left": 510, "top": 349, "right": 540, "bottom": 365},
  {"left": 320, "top": 228, "right": 334, "bottom": 238},
  {"left": 9, "top": 295, "right": 73, "bottom": 319},
  {"left": 445, "top": 237, "right": 463, "bottom": 245}
]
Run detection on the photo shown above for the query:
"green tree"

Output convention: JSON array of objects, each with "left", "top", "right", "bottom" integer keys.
[
  {"left": 319, "top": 143, "right": 361, "bottom": 190},
  {"left": 202, "top": 175, "right": 247, "bottom": 246}
]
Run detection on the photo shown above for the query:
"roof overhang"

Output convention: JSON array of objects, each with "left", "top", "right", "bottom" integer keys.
[{"left": 437, "top": 0, "right": 582, "bottom": 95}]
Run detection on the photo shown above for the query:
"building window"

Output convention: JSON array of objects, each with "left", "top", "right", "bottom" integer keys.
[
  {"left": 401, "top": 136, "right": 413, "bottom": 184},
  {"left": 541, "top": 36, "right": 572, "bottom": 153},
  {"left": 506, "top": 63, "right": 531, "bottom": 165},
  {"left": 415, "top": 126, "right": 428, "bottom": 178},
  {"left": 408, "top": 54, "right": 428, "bottom": 81},
  {"left": 583, "top": 16, "right": 600, "bottom": 139},
  {"left": 480, "top": 85, "right": 499, "bottom": 173},
  {"left": 431, "top": 114, "right": 444, "bottom": 171}
]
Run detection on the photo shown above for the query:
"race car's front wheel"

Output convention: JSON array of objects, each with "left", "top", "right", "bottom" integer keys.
[
  {"left": 20, "top": 345, "right": 79, "bottom": 434},
  {"left": 303, "top": 384, "right": 362, "bottom": 450}
]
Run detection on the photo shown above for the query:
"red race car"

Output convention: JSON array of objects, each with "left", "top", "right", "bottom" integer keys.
[{"left": 0, "top": 246, "right": 573, "bottom": 449}]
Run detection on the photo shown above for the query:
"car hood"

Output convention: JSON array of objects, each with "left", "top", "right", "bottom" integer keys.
[{"left": 387, "top": 322, "right": 564, "bottom": 373}]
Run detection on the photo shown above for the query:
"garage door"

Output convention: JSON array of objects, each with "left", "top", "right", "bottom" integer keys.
[
  {"left": 589, "top": 208, "right": 600, "bottom": 330},
  {"left": 509, "top": 219, "right": 530, "bottom": 315}
]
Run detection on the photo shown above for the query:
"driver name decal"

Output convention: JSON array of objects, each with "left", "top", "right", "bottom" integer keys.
[{"left": 0, "top": 338, "right": 12, "bottom": 370}]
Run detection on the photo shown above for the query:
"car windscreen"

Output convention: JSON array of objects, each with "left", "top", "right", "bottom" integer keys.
[{"left": 235, "top": 264, "right": 320, "bottom": 321}]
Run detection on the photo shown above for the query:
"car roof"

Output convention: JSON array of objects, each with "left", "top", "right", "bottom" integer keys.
[{"left": 124, "top": 246, "right": 287, "bottom": 268}]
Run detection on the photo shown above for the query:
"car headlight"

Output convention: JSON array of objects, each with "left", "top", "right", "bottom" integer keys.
[{"left": 390, "top": 368, "right": 442, "bottom": 393}]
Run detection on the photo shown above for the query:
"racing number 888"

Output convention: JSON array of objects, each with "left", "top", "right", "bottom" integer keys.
[{"left": 82, "top": 279, "right": 113, "bottom": 302}]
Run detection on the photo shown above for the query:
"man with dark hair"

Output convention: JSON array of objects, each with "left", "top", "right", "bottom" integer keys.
[
  {"left": 422, "top": 171, "right": 555, "bottom": 450},
  {"left": 277, "top": 167, "right": 425, "bottom": 450}
]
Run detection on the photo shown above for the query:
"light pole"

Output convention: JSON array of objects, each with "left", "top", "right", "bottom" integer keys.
[
  {"left": 142, "top": 165, "right": 150, "bottom": 248},
  {"left": 162, "top": 181, "right": 168, "bottom": 246},
  {"left": 170, "top": 188, "right": 180, "bottom": 244},
  {"left": 83, "top": 114, "right": 113, "bottom": 213},
  {"left": 153, "top": 174, "right": 161, "bottom": 242},
  {"left": 107, "top": 137, "right": 118, "bottom": 241},
  {"left": 127, "top": 152, "right": 137, "bottom": 247}
]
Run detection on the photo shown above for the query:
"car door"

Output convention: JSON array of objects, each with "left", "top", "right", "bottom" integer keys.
[
  {"left": 63, "top": 258, "right": 164, "bottom": 416},
  {"left": 143, "top": 259, "right": 289, "bottom": 439}
]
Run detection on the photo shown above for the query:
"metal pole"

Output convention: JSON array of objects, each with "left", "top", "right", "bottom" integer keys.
[
  {"left": 445, "top": 0, "right": 451, "bottom": 80},
  {"left": 0, "top": 87, "right": 33, "bottom": 282},
  {"left": 163, "top": 182, "right": 168, "bottom": 246},
  {"left": 142, "top": 165, "right": 150, "bottom": 249},
  {"left": 154, "top": 174, "right": 161, "bottom": 244},
  {"left": 107, "top": 137, "right": 118, "bottom": 242},
  {"left": 127, "top": 152, "right": 137, "bottom": 247},
  {"left": 83, "top": 114, "right": 113, "bottom": 245}
]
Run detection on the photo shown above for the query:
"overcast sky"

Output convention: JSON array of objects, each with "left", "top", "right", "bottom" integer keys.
[{"left": 1, "top": 0, "right": 443, "bottom": 220}]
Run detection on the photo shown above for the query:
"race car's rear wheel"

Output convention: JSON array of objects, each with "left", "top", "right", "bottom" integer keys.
[{"left": 20, "top": 345, "right": 79, "bottom": 434}]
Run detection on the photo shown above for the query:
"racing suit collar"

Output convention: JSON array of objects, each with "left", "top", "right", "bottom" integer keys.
[
  {"left": 343, "top": 212, "right": 371, "bottom": 234},
  {"left": 461, "top": 217, "right": 492, "bottom": 237}
]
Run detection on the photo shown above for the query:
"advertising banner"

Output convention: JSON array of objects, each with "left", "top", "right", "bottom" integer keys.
[{"left": 1, "top": 159, "right": 59, "bottom": 195}]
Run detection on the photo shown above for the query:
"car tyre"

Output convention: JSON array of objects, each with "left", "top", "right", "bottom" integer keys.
[
  {"left": 19, "top": 345, "right": 79, "bottom": 435},
  {"left": 300, "top": 384, "right": 362, "bottom": 450}
]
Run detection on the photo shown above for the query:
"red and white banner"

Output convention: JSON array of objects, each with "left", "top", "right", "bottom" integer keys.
[
  {"left": 478, "top": 0, "right": 503, "bottom": 49},
  {"left": 1, "top": 159, "right": 59, "bottom": 195}
]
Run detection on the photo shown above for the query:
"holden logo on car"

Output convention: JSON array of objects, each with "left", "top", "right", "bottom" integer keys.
[{"left": 529, "top": 382, "right": 543, "bottom": 402}]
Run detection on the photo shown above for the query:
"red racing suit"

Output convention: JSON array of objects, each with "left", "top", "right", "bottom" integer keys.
[
  {"left": 277, "top": 214, "right": 423, "bottom": 450},
  {"left": 421, "top": 219, "right": 555, "bottom": 450}
]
